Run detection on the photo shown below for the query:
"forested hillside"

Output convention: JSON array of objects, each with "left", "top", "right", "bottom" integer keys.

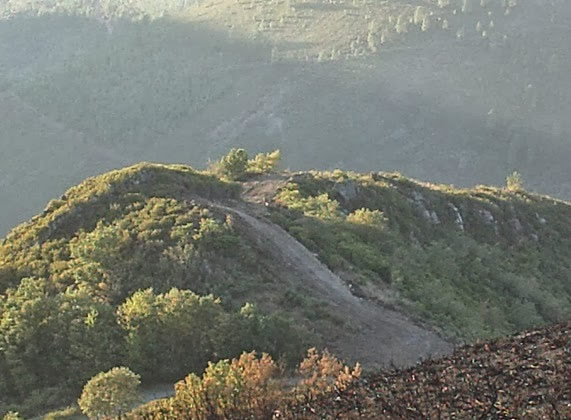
[
  {"left": 1, "top": 0, "right": 571, "bottom": 235},
  {"left": 0, "top": 157, "right": 569, "bottom": 417}
]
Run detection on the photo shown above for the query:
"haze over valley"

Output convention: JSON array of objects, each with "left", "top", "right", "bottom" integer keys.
[
  {"left": 1, "top": 0, "right": 570, "bottom": 235},
  {"left": 0, "top": 1, "right": 570, "bottom": 418}
]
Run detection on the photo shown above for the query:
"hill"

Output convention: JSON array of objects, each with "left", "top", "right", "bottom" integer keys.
[
  {"left": 1, "top": 0, "right": 571, "bottom": 235},
  {"left": 1, "top": 159, "right": 570, "bottom": 416}
]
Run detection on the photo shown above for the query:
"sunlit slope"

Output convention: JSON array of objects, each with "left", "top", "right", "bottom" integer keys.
[
  {"left": 268, "top": 169, "right": 571, "bottom": 339},
  {"left": 1, "top": 162, "right": 570, "bottom": 415}
]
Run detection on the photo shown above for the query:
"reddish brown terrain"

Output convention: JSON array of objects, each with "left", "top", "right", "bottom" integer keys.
[{"left": 285, "top": 322, "right": 571, "bottom": 419}]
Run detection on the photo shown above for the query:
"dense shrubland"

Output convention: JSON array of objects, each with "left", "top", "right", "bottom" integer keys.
[
  {"left": 0, "top": 163, "right": 307, "bottom": 417},
  {"left": 1, "top": 157, "right": 570, "bottom": 417},
  {"left": 271, "top": 170, "right": 571, "bottom": 339}
]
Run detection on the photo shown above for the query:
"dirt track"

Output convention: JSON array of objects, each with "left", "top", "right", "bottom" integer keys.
[{"left": 213, "top": 195, "right": 452, "bottom": 367}]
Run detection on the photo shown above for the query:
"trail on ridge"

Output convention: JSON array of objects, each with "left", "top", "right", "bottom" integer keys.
[{"left": 212, "top": 197, "right": 453, "bottom": 368}]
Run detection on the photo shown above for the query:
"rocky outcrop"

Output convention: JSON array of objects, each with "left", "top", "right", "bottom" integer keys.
[
  {"left": 479, "top": 209, "right": 499, "bottom": 235},
  {"left": 333, "top": 181, "right": 361, "bottom": 205},
  {"left": 448, "top": 203, "right": 465, "bottom": 231},
  {"left": 411, "top": 191, "right": 440, "bottom": 225}
]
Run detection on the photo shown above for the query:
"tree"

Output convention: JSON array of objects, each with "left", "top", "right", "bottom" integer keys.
[
  {"left": 118, "top": 288, "right": 226, "bottom": 381},
  {"left": 506, "top": 171, "right": 524, "bottom": 192},
  {"left": 78, "top": 367, "right": 141, "bottom": 419},
  {"left": 218, "top": 148, "right": 249, "bottom": 180},
  {"left": 173, "top": 352, "right": 281, "bottom": 419},
  {"left": 0, "top": 279, "right": 123, "bottom": 395},
  {"left": 247, "top": 150, "right": 281, "bottom": 175}
]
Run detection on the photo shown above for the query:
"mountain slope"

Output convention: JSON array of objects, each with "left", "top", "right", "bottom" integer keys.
[
  {"left": 269, "top": 170, "right": 571, "bottom": 339},
  {"left": 212, "top": 202, "right": 450, "bottom": 366},
  {"left": 1, "top": 0, "right": 571, "bottom": 235},
  {"left": 1, "top": 161, "right": 570, "bottom": 415}
]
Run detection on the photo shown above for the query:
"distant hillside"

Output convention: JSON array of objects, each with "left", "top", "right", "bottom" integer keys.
[
  {"left": 1, "top": 0, "right": 571, "bottom": 235},
  {"left": 1, "top": 160, "right": 570, "bottom": 416}
]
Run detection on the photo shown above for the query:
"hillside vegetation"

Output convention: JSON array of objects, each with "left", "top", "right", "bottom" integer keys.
[
  {"left": 1, "top": 158, "right": 570, "bottom": 417},
  {"left": 0, "top": 163, "right": 309, "bottom": 416},
  {"left": 129, "top": 321, "right": 570, "bottom": 419},
  {"left": 1, "top": 0, "right": 571, "bottom": 235},
  {"left": 270, "top": 170, "right": 571, "bottom": 339}
]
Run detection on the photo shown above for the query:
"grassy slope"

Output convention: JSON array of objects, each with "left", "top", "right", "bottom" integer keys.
[{"left": 1, "top": 0, "right": 571, "bottom": 235}]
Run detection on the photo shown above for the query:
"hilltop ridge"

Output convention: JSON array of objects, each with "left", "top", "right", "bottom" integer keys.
[{"left": 1, "top": 161, "right": 570, "bottom": 416}]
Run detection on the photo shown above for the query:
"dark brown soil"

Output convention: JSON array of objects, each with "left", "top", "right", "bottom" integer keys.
[{"left": 284, "top": 321, "right": 571, "bottom": 419}]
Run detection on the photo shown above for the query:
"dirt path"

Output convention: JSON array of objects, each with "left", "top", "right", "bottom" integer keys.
[{"left": 213, "top": 199, "right": 453, "bottom": 368}]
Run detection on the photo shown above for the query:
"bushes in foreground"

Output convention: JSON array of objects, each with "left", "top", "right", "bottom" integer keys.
[
  {"left": 128, "top": 349, "right": 361, "bottom": 419},
  {"left": 0, "top": 287, "right": 306, "bottom": 417},
  {"left": 78, "top": 367, "right": 141, "bottom": 419}
]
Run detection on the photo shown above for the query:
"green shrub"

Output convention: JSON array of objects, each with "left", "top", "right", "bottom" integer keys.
[
  {"left": 2, "top": 412, "right": 23, "bottom": 420},
  {"left": 78, "top": 367, "right": 141, "bottom": 419},
  {"left": 247, "top": 150, "right": 281, "bottom": 174},
  {"left": 506, "top": 171, "right": 524, "bottom": 192},
  {"left": 276, "top": 184, "right": 342, "bottom": 221},
  {"left": 216, "top": 148, "right": 249, "bottom": 181},
  {"left": 118, "top": 289, "right": 229, "bottom": 381},
  {"left": 347, "top": 208, "right": 387, "bottom": 227}
]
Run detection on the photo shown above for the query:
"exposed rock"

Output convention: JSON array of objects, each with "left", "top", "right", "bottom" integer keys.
[
  {"left": 347, "top": 281, "right": 367, "bottom": 299},
  {"left": 536, "top": 213, "right": 547, "bottom": 225},
  {"left": 422, "top": 209, "right": 431, "bottom": 221},
  {"left": 479, "top": 209, "right": 499, "bottom": 235},
  {"left": 509, "top": 217, "right": 523, "bottom": 233},
  {"left": 429, "top": 210, "right": 440, "bottom": 225},
  {"left": 412, "top": 191, "right": 439, "bottom": 224},
  {"left": 448, "top": 203, "right": 464, "bottom": 231},
  {"left": 333, "top": 181, "right": 360, "bottom": 204},
  {"left": 480, "top": 209, "right": 494, "bottom": 224},
  {"left": 412, "top": 190, "right": 425, "bottom": 203}
]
